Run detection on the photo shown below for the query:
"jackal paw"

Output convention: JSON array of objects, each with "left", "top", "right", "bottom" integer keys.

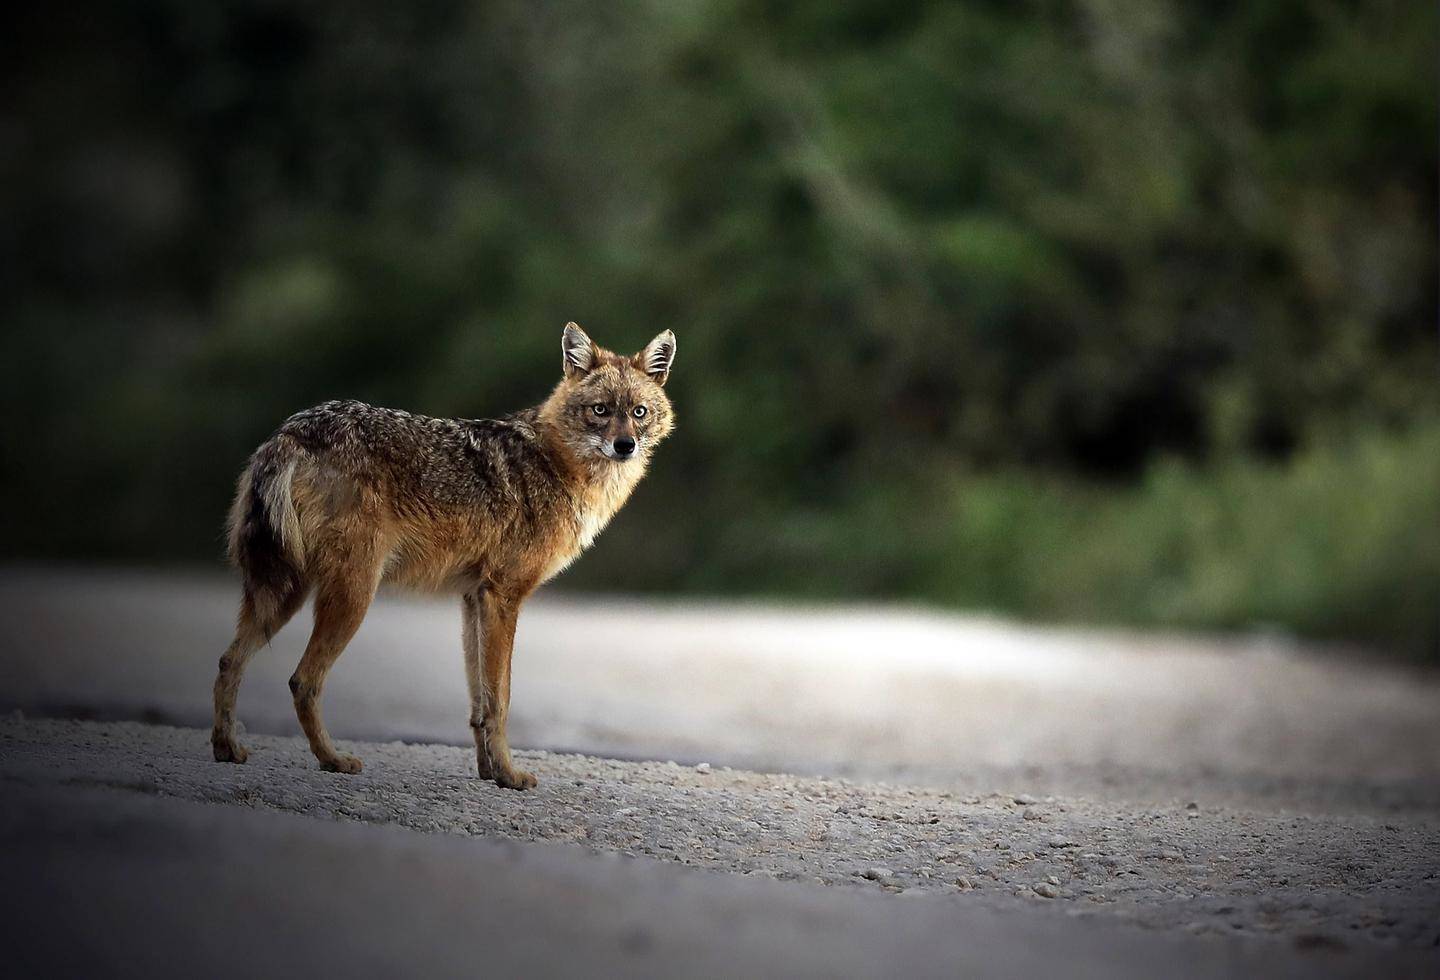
[
  {"left": 492, "top": 766, "right": 538, "bottom": 791},
  {"left": 212, "top": 737, "right": 248, "bottom": 764},
  {"left": 320, "top": 753, "right": 363, "bottom": 774}
]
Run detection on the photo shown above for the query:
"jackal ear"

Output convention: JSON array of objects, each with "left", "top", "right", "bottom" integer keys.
[
  {"left": 562, "top": 322, "right": 597, "bottom": 379},
  {"left": 636, "top": 330, "right": 676, "bottom": 386}
]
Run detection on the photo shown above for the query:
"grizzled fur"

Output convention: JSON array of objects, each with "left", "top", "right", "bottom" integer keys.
[{"left": 213, "top": 323, "right": 676, "bottom": 790}]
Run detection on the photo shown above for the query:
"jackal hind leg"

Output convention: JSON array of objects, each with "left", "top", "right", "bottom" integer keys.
[
  {"left": 290, "top": 560, "right": 380, "bottom": 774},
  {"left": 213, "top": 585, "right": 306, "bottom": 763},
  {"left": 464, "top": 587, "right": 536, "bottom": 790}
]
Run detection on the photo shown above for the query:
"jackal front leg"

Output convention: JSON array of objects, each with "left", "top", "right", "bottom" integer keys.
[{"left": 463, "top": 588, "right": 537, "bottom": 790}]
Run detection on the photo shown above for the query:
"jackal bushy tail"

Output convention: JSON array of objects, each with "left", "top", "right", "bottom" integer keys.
[{"left": 226, "top": 435, "right": 307, "bottom": 635}]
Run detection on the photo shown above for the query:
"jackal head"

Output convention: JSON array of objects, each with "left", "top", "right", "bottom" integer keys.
[{"left": 540, "top": 322, "right": 676, "bottom": 464}]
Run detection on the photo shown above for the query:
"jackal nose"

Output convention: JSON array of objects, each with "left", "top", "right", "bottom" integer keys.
[{"left": 613, "top": 436, "right": 636, "bottom": 457}]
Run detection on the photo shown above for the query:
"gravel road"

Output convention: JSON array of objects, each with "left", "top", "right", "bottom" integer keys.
[
  {"left": 4, "top": 567, "right": 1438, "bottom": 811},
  {"left": 3, "top": 718, "right": 1437, "bottom": 965},
  {"left": 2, "top": 567, "right": 1438, "bottom": 975},
  {"left": 9, "top": 782, "right": 1418, "bottom": 980}
]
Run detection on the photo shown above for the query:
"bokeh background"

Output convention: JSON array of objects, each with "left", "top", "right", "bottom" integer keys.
[{"left": 3, "top": 0, "right": 1436, "bottom": 659}]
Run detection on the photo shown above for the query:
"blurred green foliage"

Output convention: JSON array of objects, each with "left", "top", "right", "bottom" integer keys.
[
  {"left": 1, "top": 1, "right": 1435, "bottom": 657},
  {"left": 716, "top": 422, "right": 1440, "bottom": 657}
]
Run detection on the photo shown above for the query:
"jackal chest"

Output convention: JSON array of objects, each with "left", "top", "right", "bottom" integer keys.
[
  {"left": 537, "top": 503, "right": 612, "bottom": 584},
  {"left": 537, "top": 470, "right": 637, "bottom": 584}
]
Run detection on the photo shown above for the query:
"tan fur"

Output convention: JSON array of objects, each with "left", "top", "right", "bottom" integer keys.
[{"left": 211, "top": 323, "right": 676, "bottom": 789}]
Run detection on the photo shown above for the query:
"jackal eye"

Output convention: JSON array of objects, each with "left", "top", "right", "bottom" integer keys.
[
  {"left": 591, "top": 404, "right": 608, "bottom": 417},
  {"left": 632, "top": 405, "right": 648, "bottom": 419}
]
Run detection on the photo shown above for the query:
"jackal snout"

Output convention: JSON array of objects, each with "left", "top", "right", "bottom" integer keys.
[{"left": 605, "top": 416, "right": 638, "bottom": 459}]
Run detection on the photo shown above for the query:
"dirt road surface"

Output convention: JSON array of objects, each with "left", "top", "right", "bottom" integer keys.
[
  {"left": 3, "top": 720, "right": 1437, "bottom": 978},
  {"left": 1, "top": 567, "right": 1437, "bottom": 976},
  {"left": 5, "top": 567, "right": 1438, "bottom": 809}
]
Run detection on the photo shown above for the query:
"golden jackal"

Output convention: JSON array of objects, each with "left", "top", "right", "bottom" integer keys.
[{"left": 212, "top": 323, "right": 676, "bottom": 789}]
